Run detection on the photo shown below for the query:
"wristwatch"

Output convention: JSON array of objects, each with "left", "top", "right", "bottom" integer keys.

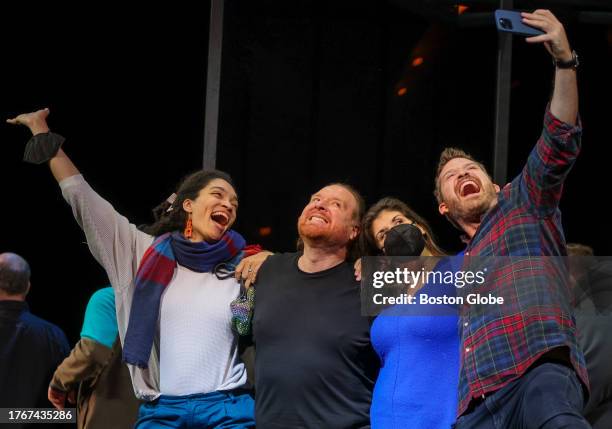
[{"left": 554, "top": 50, "right": 579, "bottom": 69}]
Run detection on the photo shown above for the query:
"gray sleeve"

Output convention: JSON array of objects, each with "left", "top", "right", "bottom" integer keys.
[{"left": 59, "top": 175, "right": 154, "bottom": 292}]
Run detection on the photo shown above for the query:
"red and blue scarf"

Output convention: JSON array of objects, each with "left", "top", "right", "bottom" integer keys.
[{"left": 123, "top": 230, "right": 258, "bottom": 368}]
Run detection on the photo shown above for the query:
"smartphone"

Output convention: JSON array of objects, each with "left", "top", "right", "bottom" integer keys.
[{"left": 494, "top": 10, "right": 545, "bottom": 37}]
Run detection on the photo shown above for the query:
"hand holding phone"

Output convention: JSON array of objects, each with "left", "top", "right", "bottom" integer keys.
[{"left": 494, "top": 10, "right": 545, "bottom": 37}]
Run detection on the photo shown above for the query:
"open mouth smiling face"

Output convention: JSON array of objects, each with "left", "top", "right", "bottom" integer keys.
[
  {"left": 184, "top": 178, "right": 238, "bottom": 242},
  {"left": 206, "top": 203, "right": 236, "bottom": 237},
  {"left": 298, "top": 184, "right": 360, "bottom": 245},
  {"left": 305, "top": 212, "right": 330, "bottom": 225},
  {"left": 456, "top": 177, "right": 482, "bottom": 199},
  {"left": 210, "top": 210, "right": 231, "bottom": 229}
]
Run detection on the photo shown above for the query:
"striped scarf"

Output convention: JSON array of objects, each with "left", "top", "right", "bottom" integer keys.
[{"left": 123, "top": 230, "right": 254, "bottom": 368}]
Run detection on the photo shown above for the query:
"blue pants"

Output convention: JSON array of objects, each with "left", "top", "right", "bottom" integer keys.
[
  {"left": 454, "top": 362, "right": 590, "bottom": 429},
  {"left": 136, "top": 390, "right": 255, "bottom": 429}
]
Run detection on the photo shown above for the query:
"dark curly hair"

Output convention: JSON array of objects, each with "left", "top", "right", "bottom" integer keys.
[{"left": 141, "top": 170, "right": 235, "bottom": 237}]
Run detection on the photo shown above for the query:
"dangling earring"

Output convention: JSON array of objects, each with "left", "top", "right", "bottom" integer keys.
[{"left": 184, "top": 216, "right": 193, "bottom": 239}]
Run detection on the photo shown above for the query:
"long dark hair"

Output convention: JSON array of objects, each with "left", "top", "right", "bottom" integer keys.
[
  {"left": 360, "top": 197, "right": 446, "bottom": 257},
  {"left": 141, "top": 170, "right": 235, "bottom": 237}
]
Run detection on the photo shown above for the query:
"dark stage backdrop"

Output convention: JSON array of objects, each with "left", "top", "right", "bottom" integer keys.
[{"left": 2, "top": 1, "right": 611, "bottom": 343}]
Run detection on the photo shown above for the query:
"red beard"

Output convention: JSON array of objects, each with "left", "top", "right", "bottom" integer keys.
[{"left": 297, "top": 215, "right": 350, "bottom": 248}]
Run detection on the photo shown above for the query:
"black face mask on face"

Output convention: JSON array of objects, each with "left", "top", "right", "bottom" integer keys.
[{"left": 383, "top": 223, "right": 426, "bottom": 256}]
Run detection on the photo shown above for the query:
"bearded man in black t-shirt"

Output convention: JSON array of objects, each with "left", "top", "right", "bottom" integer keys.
[{"left": 252, "top": 183, "right": 379, "bottom": 429}]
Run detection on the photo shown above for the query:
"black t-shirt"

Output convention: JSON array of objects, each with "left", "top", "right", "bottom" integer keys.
[{"left": 253, "top": 253, "right": 379, "bottom": 429}]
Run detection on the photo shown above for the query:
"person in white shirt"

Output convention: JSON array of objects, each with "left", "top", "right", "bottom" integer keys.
[{"left": 8, "top": 107, "right": 268, "bottom": 429}]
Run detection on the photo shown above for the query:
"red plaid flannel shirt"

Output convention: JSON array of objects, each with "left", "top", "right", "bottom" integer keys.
[{"left": 457, "top": 108, "right": 589, "bottom": 416}]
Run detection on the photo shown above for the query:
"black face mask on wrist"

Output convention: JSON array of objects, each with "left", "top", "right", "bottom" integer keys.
[{"left": 383, "top": 223, "right": 426, "bottom": 257}]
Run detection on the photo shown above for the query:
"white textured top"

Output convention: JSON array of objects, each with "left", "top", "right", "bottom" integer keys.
[
  {"left": 160, "top": 265, "right": 245, "bottom": 395},
  {"left": 60, "top": 174, "right": 247, "bottom": 400}
]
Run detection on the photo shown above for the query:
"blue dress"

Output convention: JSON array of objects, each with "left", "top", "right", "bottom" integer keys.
[{"left": 370, "top": 254, "right": 463, "bottom": 429}]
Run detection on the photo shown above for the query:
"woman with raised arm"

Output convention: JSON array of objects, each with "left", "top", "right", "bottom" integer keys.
[{"left": 8, "top": 108, "right": 259, "bottom": 429}]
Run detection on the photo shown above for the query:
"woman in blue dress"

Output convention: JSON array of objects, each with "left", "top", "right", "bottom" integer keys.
[{"left": 361, "top": 197, "right": 462, "bottom": 429}]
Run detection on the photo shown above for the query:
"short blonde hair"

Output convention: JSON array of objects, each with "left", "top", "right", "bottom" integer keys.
[{"left": 567, "top": 243, "right": 594, "bottom": 257}]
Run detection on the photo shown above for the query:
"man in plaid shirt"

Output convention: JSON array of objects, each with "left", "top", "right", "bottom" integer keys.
[{"left": 434, "top": 10, "right": 590, "bottom": 429}]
